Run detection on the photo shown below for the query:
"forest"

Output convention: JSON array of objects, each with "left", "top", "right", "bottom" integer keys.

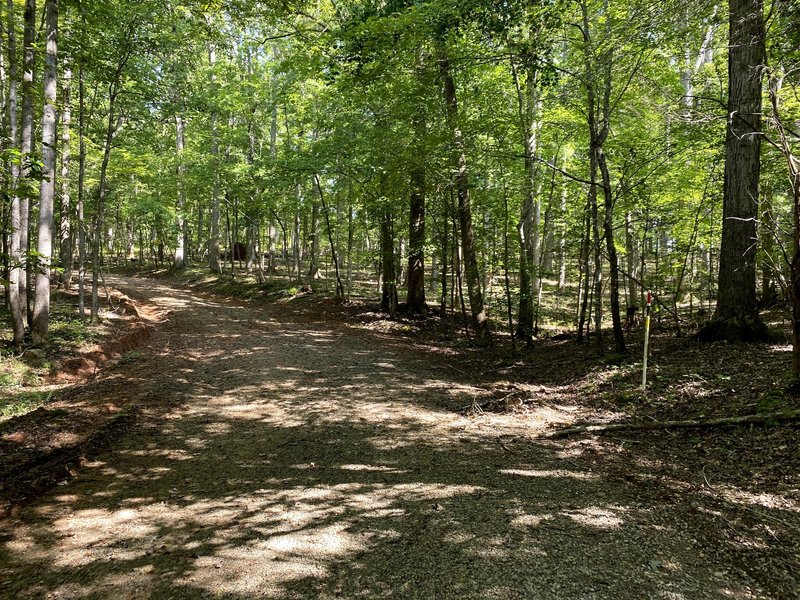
[{"left": 0, "top": 0, "right": 799, "bottom": 598}]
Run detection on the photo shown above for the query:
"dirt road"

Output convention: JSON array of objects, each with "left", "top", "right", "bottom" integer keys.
[{"left": 0, "top": 276, "right": 771, "bottom": 599}]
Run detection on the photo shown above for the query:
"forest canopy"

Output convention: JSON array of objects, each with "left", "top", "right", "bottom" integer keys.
[{"left": 1, "top": 0, "right": 799, "bottom": 368}]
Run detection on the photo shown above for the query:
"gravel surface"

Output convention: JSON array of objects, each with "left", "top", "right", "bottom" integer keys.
[{"left": 0, "top": 276, "right": 774, "bottom": 599}]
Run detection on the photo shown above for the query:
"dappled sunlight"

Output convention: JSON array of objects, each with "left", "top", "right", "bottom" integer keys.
[
  {"left": 0, "top": 276, "right": 785, "bottom": 599},
  {"left": 768, "top": 344, "right": 792, "bottom": 354},
  {"left": 714, "top": 487, "right": 800, "bottom": 513},
  {"left": 563, "top": 506, "right": 627, "bottom": 529},
  {"left": 499, "top": 468, "right": 598, "bottom": 480}
]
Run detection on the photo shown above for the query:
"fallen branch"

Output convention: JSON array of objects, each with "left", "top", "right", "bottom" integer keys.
[{"left": 545, "top": 411, "right": 800, "bottom": 439}]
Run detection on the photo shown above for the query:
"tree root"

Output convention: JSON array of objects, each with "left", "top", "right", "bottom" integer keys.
[{"left": 545, "top": 411, "right": 800, "bottom": 439}]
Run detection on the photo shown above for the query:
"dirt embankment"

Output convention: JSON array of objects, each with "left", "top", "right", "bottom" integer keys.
[{"left": 0, "top": 284, "right": 165, "bottom": 514}]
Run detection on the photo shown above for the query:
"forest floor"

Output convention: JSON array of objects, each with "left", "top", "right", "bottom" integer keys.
[{"left": 0, "top": 273, "right": 798, "bottom": 599}]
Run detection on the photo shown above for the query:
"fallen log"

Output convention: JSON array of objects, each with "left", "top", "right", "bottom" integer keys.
[{"left": 545, "top": 410, "right": 800, "bottom": 439}]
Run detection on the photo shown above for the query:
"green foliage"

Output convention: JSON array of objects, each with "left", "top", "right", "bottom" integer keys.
[
  {"left": 7, "top": 0, "right": 797, "bottom": 348},
  {"left": 0, "top": 390, "right": 53, "bottom": 420}
]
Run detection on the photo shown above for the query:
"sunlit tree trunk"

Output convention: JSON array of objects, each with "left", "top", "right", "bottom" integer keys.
[
  {"left": 59, "top": 66, "right": 72, "bottom": 288},
  {"left": 174, "top": 113, "right": 186, "bottom": 269},
  {"left": 346, "top": 205, "right": 354, "bottom": 299},
  {"left": 20, "top": 0, "right": 35, "bottom": 326},
  {"left": 308, "top": 199, "right": 320, "bottom": 280},
  {"left": 32, "top": 0, "right": 58, "bottom": 345},
  {"left": 6, "top": 0, "right": 25, "bottom": 344},
  {"left": 511, "top": 54, "right": 541, "bottom": 346},
  {"left": 208, "top": 43, "right": 221, "bottom": 274},
  {"left": 625, "top": 211, "right": 637, "bottom": 307},
  {"left": 558, "top": 171, "right": 567, "bottom": 291},
  {"left": 77, "top": 54, "right": 87, "bottom": 319}
]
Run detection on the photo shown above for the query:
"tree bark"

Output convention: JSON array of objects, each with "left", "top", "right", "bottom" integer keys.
[
  {"left": 307, "top": 199, "right": 320, "bottom": 281},
  {"left": 77, "top": 52, "right": 86, "bottom": 319},
  {"left": 511, "top": 55, "right": 541, "bottom": 346},
  {"left": 625, "top": 211, "right": 637, "bottom": 306},
  {"left": 407, "top": 110, "right": 427, "bottom": 314},
  {"left": 32, "top": 0, "right": 58, "bottom": 345},
  {"left": 380, "top": 209, "right": 397, "bottom": 315},
  {"left": 703, "top": 0, "right": 768, "bottom": 341},
  {"left": 6, "top": 0, "right": 25, "bottom": 344},
  {"left": 92, "top": 104, "right": 120, "bottom": 321},
  {"left": 558, "top": 168, "right": 567, "bottom": 291},
  {"left": 576, "top": 197, "right": 592, "bottom": 342},
  {"left": 208, "top": 43, "right": 221, "bottom": 274},
  {"left": 600, "top": 149, "right": 626, "bottom": 353},
  {"left": 20, "top": 0, "right": 36, "bottom": 326},
  {"left": 174, "top": 113, "right": 186, "bottom": 269},
  {"left": 313, "top": 174, "right": 344, "bottom": 296},
  {"left": 59, "top": 66, "right": 72, "bottom": 289},
  {"left": 759, "top": 188, "right": 777, "bottom": 307},
  {"left": 437, "top": 41, "right": 491, "bottom": 346}
]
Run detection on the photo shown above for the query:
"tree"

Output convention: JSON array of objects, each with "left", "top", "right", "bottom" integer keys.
[
  {"left": 700, "top": 0, "right": 769, "bottom": 341},
  {"left": 6, "top": 0, "right": 25, "bottom": 344},
  {"left": 437, "top": 34, "right": 491, "bottom": 346},
  {"left": 764, "top": 0, "right": 800, "bottom": 374},
  {"left": 59, "top": 64, "right": 72, "bottom": 289},
  {"left": 32, "top": 0, "right": 58, "bottom": 344},
  {"left": 19, "top": 0, "right": 36, "bottom": 326}
]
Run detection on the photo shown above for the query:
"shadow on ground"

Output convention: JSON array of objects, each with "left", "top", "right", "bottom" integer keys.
[{"left": 0, "top": 277, "right": 793, "bottom": 599}]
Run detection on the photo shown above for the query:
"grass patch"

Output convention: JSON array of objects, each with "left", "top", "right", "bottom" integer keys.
[
  {"left": 120, "top": 350, "right": 142, "bottom": 364},
  {"left": 49, "top": 318, "right": 102, "bottom": 347},
  {"left": 0, "top": 389, "right": 53, "bottom": 420}
]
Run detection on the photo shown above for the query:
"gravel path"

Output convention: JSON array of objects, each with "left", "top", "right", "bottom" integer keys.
[{"left": 0, "top": 276, "right": 771, "bottom": 599}]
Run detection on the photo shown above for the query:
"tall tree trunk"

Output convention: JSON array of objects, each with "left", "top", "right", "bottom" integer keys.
[
  {"left": 1, "top": 14, "right": 9, "bottom": 312},
  {"left": 558, "top": 170, "right": 568, "bottom": 291},
  {"left": 77, "top": 53, "right": 86, "bottom": 319},
  {"left": 314, "top": 174, "right": 344, "bottom": 296},
  {"left": 589, "top": 146, "right": 603, "bottom": 351},
  {"left": 196, "top": 204, "right": 203, "bottom": 260},
  {"left": 576, "top": 197, "right": 591, "bottom": 341},
  {"left": 20, "top": 0, "right": 35, "bottom": 326},
  {"left": 702, "top": 0, "right": 767, "bottom": 341},
  {"left": 600, "top": 149, "right": 626, "bottom": 353},
  {"left": 625, "top": 211, "right": 637, "bottom": 306},
  {"left": 581, "top": 0, "right": 622, "bottom": 353},
  {"left": 92, "top": 98, "right": 120, "bottom": 321},
  {"left": 208, "top": 43, "right": 221, "bottom": 274},
  {"left": 542, "top": 204, "right": 554, "bottom": 274},
  {"left": 440, "top": 197, "right": 449, "bottom": 313},
  {"left": 346, "top": 205, "right": 354, "bottom": 299},
  {"left": 437, "top": 40, "right": 491, "bottom": 346},
  {"left": 32, "top": 0, "right": 58, "bottom": 345},
  {"left": 292, "top": 206, "right": 301, "bottom": 282},
  {"left": 59, "top": 66, "right": 72, "bottom": 288},
  {"left": 407, "top": 109, "right": 427, "bottom": 314},
  {"left": 6, "top": 0, "right": 25, "bottom": 344},
  {"left": 760, "top": 187, "right": 777, "bottom": 307},
  {"left": 307, "top": 199, "right": 320, "bottom": 280},
  {"left": 511, "top": 55, "right": 541, "bottom": 346},
  {"left": 380, "top": 209, "right": 397, "bottom": 315},
  {"left": 174, "top": 113, "right": 186, "bottom": 269}
]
